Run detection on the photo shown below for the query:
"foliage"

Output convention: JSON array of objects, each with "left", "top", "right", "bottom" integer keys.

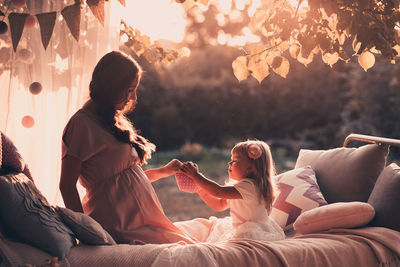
[
  {"left": 179, "top": 0, "right": 400, "bottom": 83},
  {"left": 120, "top": 21, "right": 190, "bottom": 65},
  {"left": 128, "top": 44, "right": 351, "bottom": 156}
]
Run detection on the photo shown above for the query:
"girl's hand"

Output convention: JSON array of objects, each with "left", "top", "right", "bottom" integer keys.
[
  {"left": 163, "top": 159, "right": 183, "bottom": 176},
  {"left": 180, "top": 161, "right": 200, "bottom": 178}
]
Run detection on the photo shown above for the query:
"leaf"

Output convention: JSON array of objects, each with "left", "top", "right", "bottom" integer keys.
[
  {"left": 277, "top": 41, "right": 290, "bottom": 52},
  {"left": 352, "top": 37, "right": 361, "bottom": 54},
  {"left": 232, "top": 56, "right": 249, "bottom": 82},
  {"left": 358, "top": 51, "right": 375, "bottom": 71},
  {"left": 271, "top": 56, "right": 282, "bottom": 69},
  {"left": 289, "top": 44, "right": 300, "bottom": 59},
  {"left": 133, "top": 42, "right": 144, "bottom": 56},
  {"left": 249, "top": 58, "right": 270, "bottom": 83},
  {"left": 181, "top": 0, "right": 196, "bottom": 11},
  {"left": 297, "top": 52, "right": 314, "bottom": 66},
  {"left": 197, "top": 0, "right": 209, "bottom": 6},
  {"left": 338, "top": 49, "right": 350, "bottom": 62},
  {"left": 248, "top": 51, "right": 269, "bottom": 83},
  {"left": 321, "top": 52, "right": 339, "bottom": 67},
  {"left": 251, "top": 9, "right": 267, "bottom": 30},
  {"left": 271, "top": 56, "right": 290, "bottom": 78},
  {"left": 393, "top": 45, "right": 400, "bottom": 56},
  {"left": 143, "top": 49, "right": 156, "bottom": 64},
  {"left": 178, "top": 47, "right": 191, "bottom": 57}
]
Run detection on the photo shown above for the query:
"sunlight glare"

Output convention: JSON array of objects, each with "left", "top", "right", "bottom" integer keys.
[
  {"left": 216, "top": 13, "right": 226, "bottom": 26},
  {"left": 217, "top": 30, "right": 228, "bottom": 45},
  {"left": 218, "top": 0, "right": 232, "bottom": 14},
  {"left": 235, "top": 0, "right": 250, "bottom": 10},
  {"left": 247, "top": 0, "right": 262, "bottom": 17},
  {"left": 121, "top": 0, "right": 186, "bottom": 42},
  {"left": 49, "top": 54, "right": 68, "bottom": 74},
  {"left": 229, "top": 9, "right": 242, "bottom": 23}
]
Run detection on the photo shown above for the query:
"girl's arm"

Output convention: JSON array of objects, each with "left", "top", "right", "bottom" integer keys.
[
  {"left": 180, "top": 162, "right": 242, "bottom": 200},
  {"left": 59, "top": 155, "right": 83, "bottom": 213},
  {"left": 145, "top": 159, "right": 182, "bottom": 182},
  {"left": 198, "top": 189, "right": 229, "bottom": 211}
]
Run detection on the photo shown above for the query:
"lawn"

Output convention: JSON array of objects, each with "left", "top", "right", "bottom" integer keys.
[{"left": 145, "top": 145, "right": 296, "bottom": 222}]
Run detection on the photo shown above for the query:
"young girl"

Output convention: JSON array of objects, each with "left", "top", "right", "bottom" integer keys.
[{"left": 179, "top": 140, "right": 285, "bottom": 242}]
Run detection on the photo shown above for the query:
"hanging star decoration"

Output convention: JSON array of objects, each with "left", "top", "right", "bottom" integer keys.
[{"left": 0, "top": 0, "right": 125, "bottom": 51}]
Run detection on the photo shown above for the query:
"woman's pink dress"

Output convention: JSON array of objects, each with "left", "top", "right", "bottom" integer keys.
[{"left": 62, "top": 107, "right": 193, "bottom": 244}]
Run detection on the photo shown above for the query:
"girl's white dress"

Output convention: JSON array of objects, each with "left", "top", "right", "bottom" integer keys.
[{"left": 175, "top": 178, "right": 285, "bottom": 243}]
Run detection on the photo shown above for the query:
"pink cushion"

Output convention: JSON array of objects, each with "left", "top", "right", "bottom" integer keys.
[
  {"left": 293, "top": 202, "right": 375, "bottom": 234},
  {"left": 175, "top": 173, "right": 200, "bottom": 193},
  {"left": 270, "top": 166, "right": 328, "bottom": 230}
]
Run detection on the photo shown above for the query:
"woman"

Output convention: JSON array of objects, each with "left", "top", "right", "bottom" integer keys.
[{"left": 60, "top": 51, "right": 193, "bottom": 244}]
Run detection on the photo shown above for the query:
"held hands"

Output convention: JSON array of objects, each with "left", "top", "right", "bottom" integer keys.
[
  {"left": 179, "top": 161, "right": 200, "bottom": 179},
  {"left": 163, "top": 159, "right": 183, "bottom": 176}
]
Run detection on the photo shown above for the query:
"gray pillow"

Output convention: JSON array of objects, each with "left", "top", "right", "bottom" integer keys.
[
  {"left": 0, "top": 173, "right": 76, "bottom": 259},
  {"left": 56, "top": 207, "right": 116, "bottom": 245},
  {"left": 295, "top": 144, "right": 388, "bottom": 203},
  {"left": 368, "top": 163, "right": 400, "bottom": 232}
]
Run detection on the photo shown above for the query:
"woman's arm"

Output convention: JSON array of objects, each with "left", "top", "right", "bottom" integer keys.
[
  {"left": 198, "top": 189, "right": 229, "bottom": 211},
  {"left": 59, "top": 155, "right": 83, "bottom": 212},
  {"left": 180, "top": 162, "right": 242, "bottom": 200},
  {"left": 145, "top": 159, "right": 182, "bottom": 182}
]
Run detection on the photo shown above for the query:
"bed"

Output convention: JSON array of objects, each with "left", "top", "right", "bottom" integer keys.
[{"left": 0, "top": 133, "right": 399, "bottom": 267}]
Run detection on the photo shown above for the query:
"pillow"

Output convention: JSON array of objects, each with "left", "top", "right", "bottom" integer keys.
[
  {"left": 270, "top": 166, "right": 328, "bottom": 230},
  {"left": 295, "top": 143, "right": 388, "bottom": 203},
  {"left": 293, "top": 202, "right": 375, "bottom": 234},
  {"left": 175, "top": 173, "right": 200, "bottom": 193},
  {"left": 368, "top": 163, "right": 400, "bottom": 232},
  {"left": 56, "top": 207, "right": 116, "bottom": 245},
  {"left": 0, "top": 131, "right": 33, "bottom": 181},
  {"left": 0, "top": 173, "right": 76, "bottom": 259}
]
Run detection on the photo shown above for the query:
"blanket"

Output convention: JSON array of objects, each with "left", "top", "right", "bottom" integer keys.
[
  {"left": 152, "top": 227, "right": 400, "bottom": 267},
  {"left": 0, "top": 227, "right": 399, "bottom": 267}
]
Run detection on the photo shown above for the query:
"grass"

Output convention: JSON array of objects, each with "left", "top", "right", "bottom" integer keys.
[{"left": 144, "top": 145, "right": 296, "bottom": 222}]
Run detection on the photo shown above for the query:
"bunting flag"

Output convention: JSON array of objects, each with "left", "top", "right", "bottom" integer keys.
[
  {"left": 8, "top": 13, "right": 29, "bottom": 51},
  {"left": 87, "top": 0, "right": 105, "bottom": 26},
  {"left": 36, "top": 12, "right": 57, "bottom": 50},
  {"left": 3, "top": 0, "right": 119, "bottom": 51},
  {"left": 61, "top": 2, "right": 81, "bottom": 42}
]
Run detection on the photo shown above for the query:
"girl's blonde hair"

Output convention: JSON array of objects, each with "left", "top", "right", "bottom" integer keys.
[{"left": 232, "top": 140, "right": 276, "bottom": 212}]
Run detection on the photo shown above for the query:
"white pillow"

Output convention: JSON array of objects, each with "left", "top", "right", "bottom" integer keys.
[
  {"left": 270, "top": 166, "right": 328, "bottom": 230},
  {"left": 293, "top": 201, "right": 375, "bottom": 234}
]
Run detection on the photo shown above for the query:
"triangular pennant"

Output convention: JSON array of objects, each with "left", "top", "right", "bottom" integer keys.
[
  {"left": 87, "top": 0, "right": 105, "bottom": 26},
  {"left": 117, "top": 0, "right": 126, "bottom": 6},
  {"left": 61, "top": 2, "right": 81, "bottom": 41},
  {"left": 36, "top": 12, "right": 57, "bottom": 50},
  {"left": 8, "top": 13, "right": 29, "bottom": 51}
]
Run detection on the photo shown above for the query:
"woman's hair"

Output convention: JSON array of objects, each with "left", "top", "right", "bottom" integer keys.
[
  {"left": 232, "top": 140, "right": 276, "bottom": 212},
  {"left": 89, "top": 50, "right": 155, "bottom": 164}
]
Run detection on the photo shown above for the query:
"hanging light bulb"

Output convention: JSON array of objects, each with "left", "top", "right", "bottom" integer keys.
[
  {"left": 25, "top": 15, "right": 36, "bottom": 28},
  {"left": 21, "top": 115, "right": 35, "bottom": 128},
  {"left": 17, "top": 48, "right": 33, "bottom": 63},
  {"left": 0, "top": 21, "right": 7, "bottom": 34},
  {"left": 12, "top": 0, "right": 26, "bottom": 8},
  {"left": 29, "top": 82, "right": 42, "bottom": 95}
]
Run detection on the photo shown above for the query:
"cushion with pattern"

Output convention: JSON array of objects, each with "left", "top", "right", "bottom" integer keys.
[{"left": 270, "top": 166, "right": 328, "bottom": 230}]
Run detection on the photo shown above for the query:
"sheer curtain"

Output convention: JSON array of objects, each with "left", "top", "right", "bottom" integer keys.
[{"left": 0, "top": 0, "right": 122, "bottom": 205}]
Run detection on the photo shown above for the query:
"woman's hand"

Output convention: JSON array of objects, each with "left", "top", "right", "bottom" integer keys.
[
  {"left": 163, "top": 159, "right": 183, "bottom": 176},
  {"left": 145, "top": 159, "right": 182, "bottom": 182}
]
